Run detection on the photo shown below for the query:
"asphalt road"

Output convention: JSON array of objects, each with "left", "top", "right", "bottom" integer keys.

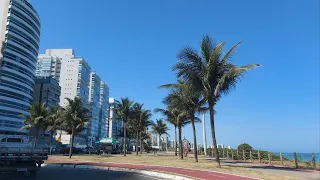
[{"left": 0, "top": 166, "right": 166, "bottom": 180}]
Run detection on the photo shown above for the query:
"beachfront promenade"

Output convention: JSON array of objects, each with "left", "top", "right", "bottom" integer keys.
[{"left": 47, "top": 154, "right": 320, "bottom": 180}]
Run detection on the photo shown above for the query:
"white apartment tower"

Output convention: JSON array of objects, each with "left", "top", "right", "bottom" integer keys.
[
  {"left": 37, "top": 49, "right": 91, "bottom": 107},
  {"left": 0, "top": 0, "right": 41, "bottom": 133},
  {"left": 88, "top": 72, "right": 101, "bottom": 139}
]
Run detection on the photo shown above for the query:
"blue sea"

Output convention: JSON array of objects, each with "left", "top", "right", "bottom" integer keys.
[{"left": 273, "top": 152, "right": 320, "bottom": 162}]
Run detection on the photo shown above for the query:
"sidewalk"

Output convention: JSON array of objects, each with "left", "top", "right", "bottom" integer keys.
[{"left": 47, "top": 158, "right": 255, "bottom": 180}]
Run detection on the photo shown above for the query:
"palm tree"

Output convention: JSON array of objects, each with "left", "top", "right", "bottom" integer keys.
[
  {"left": 114, "top": 98, "right": 134, "bottom": 156},
  {"left": 20, "top": 103, "right": 48, "bottom": 148},
  {"left": 64, "top": 97, "right": 92, "bottom": 158},
  {"left": 159, "top": 91, "right": 191, "bottom": 159},
  {"left": 160, "top": 80, "right": 204, "bottom": 162},
  {"left": 130, "top": 103, "right": 153, "bottom": 155},
  {"left": 151, "top": 119, "right": 169, "bottom": 152},
  {"left": 173, "top": 35, "right": 259, "bottom": 167},
  {"left": 46, "top": 106, "right": 64, "bottom": 155},
  {"left": 154, "top": 108, "right": 178, "bottom": 156}
]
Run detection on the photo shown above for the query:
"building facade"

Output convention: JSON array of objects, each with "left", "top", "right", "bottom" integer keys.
[
  {"left": 88, "top": 72, "right": 101, "bottom": 139},
  {"left": 32, "top": 76, "right": 61, "bottom": 108},
  {"left": 0, "top": 0, "right": 41, "bottom": 133},
  {"left": 36, "top": 54, "right": 61, "bottom": 80},
  {"left": 99, "top": 81, "right": 109, "bottom": 138},
  {"left": 37, "top": 49, "right": 91, "bottom": 107}
]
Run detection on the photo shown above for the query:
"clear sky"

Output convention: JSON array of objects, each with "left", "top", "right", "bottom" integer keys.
[{"left": 29, "top": 0, "right": 319, "bottom": 153}]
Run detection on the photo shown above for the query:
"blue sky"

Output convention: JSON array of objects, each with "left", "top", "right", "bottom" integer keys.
[{"left": 29, "top": 0, "right": 319, "bottom": 153}]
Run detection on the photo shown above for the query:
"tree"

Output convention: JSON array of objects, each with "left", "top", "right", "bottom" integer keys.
[
  {"left": 154, "top": 108, "right": 178, "bottom": 156},
  {"left": 129, "top": 103, "right": 152, "bottom": 155},
  {"left": 151, "top": 119, "right": 169, "bottom": 151},
  {"left": 114, "top": 98, "right": 134, "bottom": 156},
  {"left": 160, "top": 80, "right": 204, "bottom": 162},
  {"left": 138, "top": 108, "right": 152, "bottom": 155},
  {"left": 173, "top": 35, "right": 259, "bottom": 167},
  {"left": 64, "top": 97, "right": 92, "bottom": 158},
  {"left": 161, "top": 91, "right": 192, "bottom": 159},
  {"left": 237, "top": 143, "right": 253, "bottom": 153},
  {"left": 20, "top": 103, "right": 48, "bottom": 148},
  {"left": 46, "top": 106, "right": 64, "bottom": 155}
]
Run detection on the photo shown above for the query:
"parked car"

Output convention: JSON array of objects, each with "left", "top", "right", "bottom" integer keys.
[{"left": 59, "top": 145, "right": 82, "bottom": 154}]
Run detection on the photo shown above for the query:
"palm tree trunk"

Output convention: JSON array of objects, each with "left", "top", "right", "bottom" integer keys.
[
  {"left": 178, "top": 126, "right": 183, "bottom": 159},
  {"left": 69, "top": 128, "right": 75, "bottom": 159},
  {"left": 49, "top": 131, "right": 53, "bottom": 155},
  {"left": 33, "top": 127, "right": 39, "bottom": 149},
  {"left": 136, "top": 131, "right": 139, "bottom": 155},
  {"left": 174, "top": 126, "right": 177, "bottom": 156},
  {"left": 139, "top": 131, "right": 143, "bottom": 155},
  {"left": 209, "top": 105, "right": 220, "bottom": 167},
  {"left": 123, "top": 122, "right": 126, "bottom": 156},
  {"left": 191, "top": 119, "right": 198, "bottom": 162}
]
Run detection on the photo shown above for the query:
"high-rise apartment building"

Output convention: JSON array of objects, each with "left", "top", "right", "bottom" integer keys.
[
  {"left": 37, "top": 49, "right": 91, "bottom": 107},
  {"left": 0, "top": 0, "right": 41, "bottom": 133},
  {"left": 99, "top": 82, "right": 109, "bottom": 138},
  {"left": 32, "top": 76, "right": 61, "bottom": 108},
  {"left": 36, "top": 54, "right": 61, "bottom": 80},
  {"left": 88, "top": 72, "right": 101, "bottom": 139}
]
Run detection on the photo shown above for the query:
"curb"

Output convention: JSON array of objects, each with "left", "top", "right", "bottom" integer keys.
[{"left": 43, "top": 164, "right": 194, "bottom": 180}]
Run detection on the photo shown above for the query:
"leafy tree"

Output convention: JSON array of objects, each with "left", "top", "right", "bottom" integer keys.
[
  {"left": 173, "top": 35, "right": 259, "bottom": 167},
  {"left": 162, "top": 91, "right": 192, "bottom": 159},
  {"left": 160, "top": 80, "right": 204, "bottom": 162},
  {"left": 238, "top": 143, "right": 253, "bottom": 153},
  {"left": 114, "top": 98, "right": 134, "bottom": 156},
  {"left": 20, "top": 103, "right": 48, "bottom": 148},
  {"left": 154, "top": 108, "right": 178, "bottom": 156},
  {"left": 64, "top": 97, "right": 92, "bottom": 158},
  {"left": 45, "top": 106, "right": 64, "bottom": 155},
  {"left": 151, "top": 119, "right": 169, "bottom": 151}
]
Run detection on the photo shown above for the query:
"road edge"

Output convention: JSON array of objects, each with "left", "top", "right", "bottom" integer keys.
[{"left": 43, "top": 164, "right": 195, "bottom": 180}]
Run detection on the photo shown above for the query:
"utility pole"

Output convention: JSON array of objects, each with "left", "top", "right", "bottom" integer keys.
[{"left": 202, "top": 113, "right": 207, "bottom": 156}]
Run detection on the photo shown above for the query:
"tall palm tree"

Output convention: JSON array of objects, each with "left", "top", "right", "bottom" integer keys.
[
  {"left": 151, "top": 119, "right": 169, "bottom": 151},
  {"left": 160, "top": 91, "right": 192, "bottom": 159},
  {"left": 20, "top": 103, "right": 48, "bottom": 148},
  {"left": 138, "top": 109, "right": 152, "bottom": 155},
  {"left": 46, "top": 106, "right": 64, "bottom": 155},
  {"left": 173, "top": 35, "right": 259, "bottom": 167},
  {"left": 114, "top": 98, "right": 134, "bottom": 156},
  {"left": 154, "top": 108, "right": 178, "bottom": 156},
  {"left": 64, "top": 97, "right": 92, "bottom": 158},
  {"left": 160, "top": 80, "right": 204, "bottom": 162}
]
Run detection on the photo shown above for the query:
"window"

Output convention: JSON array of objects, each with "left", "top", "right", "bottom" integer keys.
[{"left": 7, "top": 138, "right": 22, "bottom": 142}]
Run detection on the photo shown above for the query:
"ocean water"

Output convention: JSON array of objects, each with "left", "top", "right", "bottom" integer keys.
[{"left": 274, "top": 152, "right": 320, "bottom": 162}]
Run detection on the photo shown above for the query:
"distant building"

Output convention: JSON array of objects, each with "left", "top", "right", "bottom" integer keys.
[
  {"left": 37, "top": 49, "right": 91, "bottom": 108},
  {"left": 99, "top": 82, "right": 109, "bottom": 138},
  {"left": 32, "top": 77, "right": 61, "bottom": 108},
  {"left": 88, "top": 72, "right": 101, "bottom": 139}
]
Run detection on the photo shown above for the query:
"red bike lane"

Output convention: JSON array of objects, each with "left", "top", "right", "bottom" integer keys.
[{"left": 47, "top": 159, "right": 255, "bottom": 180}]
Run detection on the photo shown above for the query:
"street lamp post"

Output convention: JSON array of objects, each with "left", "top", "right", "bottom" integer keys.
[{"left": 202, "top": 113, "right": 207, "bottom": 156}]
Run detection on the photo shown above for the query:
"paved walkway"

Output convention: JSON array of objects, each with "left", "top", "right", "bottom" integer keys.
[
  {"left": 220, "top": 160, "right": 320, "bottom": 180},
  {"left": 47, "top": 159, "right": 255, "bottom": 180}
]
